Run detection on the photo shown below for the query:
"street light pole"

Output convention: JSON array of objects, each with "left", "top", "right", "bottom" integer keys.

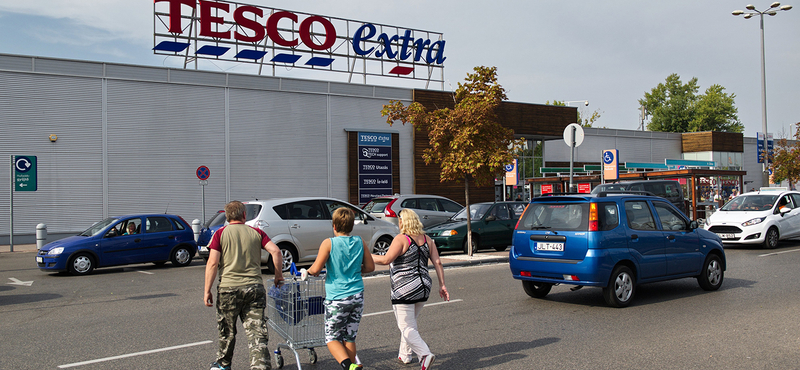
[{"left": 732, "top": 2, "right": 792, "bottom": 187}]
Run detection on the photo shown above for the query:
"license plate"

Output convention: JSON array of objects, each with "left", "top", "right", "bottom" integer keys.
[
  {"left": 536, "top": 242, "right": 564, "bottom": 252},
  {"left": 200, "top": 246, "right": 208, "bottom": 252},
  {"left": 718, "top": 233, "right": 736, "bottom": 240},
  {"left": 36, "top": 257, "right": 43, "bottom": 263}
]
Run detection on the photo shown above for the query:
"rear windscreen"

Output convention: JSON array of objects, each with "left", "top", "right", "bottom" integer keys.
[
  {"left": 518, "top": 203, "right": 589, "bottom": 231},
  {"left": 363, "top": 199, "right": 390, "bottom": 213},
  {"left": 244, "top": 204, "right": 262, "bottom": 222}
]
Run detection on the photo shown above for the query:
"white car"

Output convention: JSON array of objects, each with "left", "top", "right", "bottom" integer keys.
[{"left": 704, "top": 188, "right": 800, "bottom": 249}]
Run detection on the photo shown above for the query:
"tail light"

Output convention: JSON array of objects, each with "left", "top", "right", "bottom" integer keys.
[
  {"left": 384, "top": 199, "right": 399, "bottom": 218},
  {"left": 588, "top": 203, "right": 599, "bottom": 231},
  {"left": 514, "top": 203, "right": 530, "bottom": 229}
]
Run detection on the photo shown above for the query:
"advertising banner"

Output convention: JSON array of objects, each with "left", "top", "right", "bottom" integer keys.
[
  {"left": 602, "top": 149, "right": 619, "bottom": 181},
  {"left": 358, "top": 132, "right": 392, "bottom": 203}
]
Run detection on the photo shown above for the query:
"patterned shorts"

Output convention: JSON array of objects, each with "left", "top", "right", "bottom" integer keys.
[{"left": 324, "top": 292, "right": 364, "bottom": 343}]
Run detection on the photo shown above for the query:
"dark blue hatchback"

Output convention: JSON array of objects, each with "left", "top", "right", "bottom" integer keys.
[
  {"left": 36, "top": 214, "right": 197, "bottom": 275},
  {"left": 509, "top": 193, "right": 726, "bottom": 307}
]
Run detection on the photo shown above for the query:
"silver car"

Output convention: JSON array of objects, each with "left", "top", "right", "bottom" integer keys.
[
  {"left": 230, "top": 197, "right": 399, "bottom": 271},
  {"left": 362, "top": 194, "right": 463, "bottom": 228}
]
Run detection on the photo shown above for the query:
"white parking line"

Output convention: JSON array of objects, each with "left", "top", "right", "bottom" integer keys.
[
  {"left": 759, "top": 248, "right": 800, "bottom": 257},
  {"left": 136, "top": 270, "right": 154, "bottom": 275},
  {"left": 58, "top": 340, "right": 212, "bottom": 368},
  {"left": 363, "top": 299, "right": 463, "bottom": 318}
]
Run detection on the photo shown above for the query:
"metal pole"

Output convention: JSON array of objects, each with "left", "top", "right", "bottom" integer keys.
[
  {"left": 9, "top": 155, "right": 13, "bottom": 252},
  {"left": 201, "top": 183, "right": 206, "bottom": 224},
  {"left": 759, "top": 13, "right": 770, "bottom": 188},
  {"left": 569, "top": 126, "right": 576, "bottom": 192}
]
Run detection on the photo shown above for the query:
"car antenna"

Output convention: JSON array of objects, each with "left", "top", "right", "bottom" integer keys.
[{"left": 164, "top": 202, "right": 170, "bottom": 214}]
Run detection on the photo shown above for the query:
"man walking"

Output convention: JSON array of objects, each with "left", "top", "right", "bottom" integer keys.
[{"left": 204, "top": 200, "right": 285, "bottom": 370}]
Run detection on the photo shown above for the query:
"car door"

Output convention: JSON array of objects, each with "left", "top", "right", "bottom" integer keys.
[
  {"left": 480, "top": 203, "right": 515, "bottom": 249},
  {"left": 138, "top": 216, "right": 177, "bottom": 263},
  {"left": 323, "top": 199, "right": 376, "bottom": 251},
  {"left": 623, "top": 200, "right": 666, "bottom": 279},
  {"left": 789, "top": 194, "right": 800, "bottom": 238},
  {"left": 98, "top": 218, "right": 143, "bottom": 266},
  {"left": 652, "top": 201, "right": 702, "bottom": 275},
  {"left": 419, "top": 198, "right": 451, "bottom": 227},
  {"left": 283, "top": 200, "right": 331, "bottom": 261},
  {"left": 775, "top": 194, "right": 799, "bottom": 238}
]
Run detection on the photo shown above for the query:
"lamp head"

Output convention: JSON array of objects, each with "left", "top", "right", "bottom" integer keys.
[
  {"left": 780, "top": 4, "right": 793, "bottom": 10},
  {"left": 732, "top": 9, "right": 745, "bottom": 15},
  {"left": 746, "top": 4, "right": 756, "bottom": 10},
  {"left": 770, "top": 2, "right": 781, "bottom": 8}
]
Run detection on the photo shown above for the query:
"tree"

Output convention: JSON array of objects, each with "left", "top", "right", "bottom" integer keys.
[
  {"left": 546, "top": 100, "right": 603, "bottom": 127},
  {"left": 771, "top": 122, "right": 800, "bottom": 185},
  {"left": 639, "top": 73, "right": 743, "bottom": 133},
  {"left": 381, "top": 66, "right": 523, "bottom": 256}
]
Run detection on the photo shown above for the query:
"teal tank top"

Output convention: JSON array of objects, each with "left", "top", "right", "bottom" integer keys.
[{"left": 325, "top": 235, "right": 365, "bottom": 300}]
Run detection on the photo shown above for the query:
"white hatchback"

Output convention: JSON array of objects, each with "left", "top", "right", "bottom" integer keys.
[{"left": 704, "top": 189, "right": 800, "bottom": 248}]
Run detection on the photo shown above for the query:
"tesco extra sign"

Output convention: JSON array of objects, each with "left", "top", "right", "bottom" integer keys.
[{"left": 154, "top": 0, "right": 446, "bottom": 78}]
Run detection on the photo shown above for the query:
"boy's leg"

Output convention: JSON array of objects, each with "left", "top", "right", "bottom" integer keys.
[
  {"left": 325, "top": 293, "right": 364, "bottom": 366},
  {"left": 240, "top": 284, "right": 270, "bottom": 370},
  {"left": 215, "top": 287, "right": 242, "bottom": 367}
]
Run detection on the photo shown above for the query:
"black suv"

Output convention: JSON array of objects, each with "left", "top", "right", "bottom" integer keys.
[{"left": 592, "top": 180, "right": 686, "bottom": 215}]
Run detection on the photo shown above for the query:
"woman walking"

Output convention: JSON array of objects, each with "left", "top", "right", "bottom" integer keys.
[{"left": 372, "top": 208, "right": 449, "bottom": 370}]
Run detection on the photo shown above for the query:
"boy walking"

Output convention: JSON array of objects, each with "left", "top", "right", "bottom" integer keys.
[
  {"left": 204, "top": 201, "right": 285, "bottom": 370},
  {"left": 307, "top": 207, "right": 375, "bottom": 370}
]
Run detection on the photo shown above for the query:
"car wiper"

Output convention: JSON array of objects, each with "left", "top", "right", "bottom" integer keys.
[{"left": 530, "top": 226, "right": 551, "bottom": 230}]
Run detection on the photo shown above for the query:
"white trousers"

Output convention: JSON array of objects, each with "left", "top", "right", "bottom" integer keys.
[{"left": 392, "top": 302, "right": 432, "bottom": 362}]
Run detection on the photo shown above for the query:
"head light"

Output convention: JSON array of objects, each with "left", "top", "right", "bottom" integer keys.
[
  {"left": 742, "top": 217, "right": 766, "bottom": 227},
  {"left": 440, "top": 229, "right": 458, "bottom": 237},
  {"left": 48, "top": 247, "right": 64, "bottom": 255}
]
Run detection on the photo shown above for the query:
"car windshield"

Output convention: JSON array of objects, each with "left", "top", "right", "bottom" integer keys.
[
  {"left": 720, "top": 195, "right": 778, "bottom": 211},
  {"left": 590, "top": 184, "right": 628, "bottom": 194},
  {"left": 79, "top": 217, "right": 119, "bottom": 237},
  {"left": 363, "top": 199, "right": 390, "bottom": 213},
  {"left": 517, "top": 203, "right": 589, "bottom": 231},
  {"left": 452, "top": 204, "right": 492, "bottom": 221},
  {"left": 204, "top": 211, "right": 226, "bottom": 228}
]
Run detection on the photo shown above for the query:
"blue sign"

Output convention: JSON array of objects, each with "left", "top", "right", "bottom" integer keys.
[
  {"left": 358, "top": 132, "right": 392, "bottom": 146},
  {"left": 665, "top": 159, "right": 716, "bottom": 167},
  {"left": 196, "top": 166, "right": 210, "bottom": 180},
  {"left": 359, "top": 146, "right": 392, "bottom": 160},
  {"left": 360, "top": 160, "right": 392, "bottom": 175},
  {"left": 359, "top": 189, "right": 393, "bottom": 204},
  {"left": 359, "top": 175, "right": 392, "bottom": 189}
]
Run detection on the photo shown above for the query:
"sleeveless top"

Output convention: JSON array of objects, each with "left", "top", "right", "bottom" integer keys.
[
  {"left": 390, "top": 234, "right": 433, "bottom": 304},
  {"left": 325, "top": 235, "right": 365, "bottom": 300}
]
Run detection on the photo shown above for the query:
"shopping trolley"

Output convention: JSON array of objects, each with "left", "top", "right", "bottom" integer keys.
[{"left": 267, "top": 264, "right": 326, "bottom": 369}]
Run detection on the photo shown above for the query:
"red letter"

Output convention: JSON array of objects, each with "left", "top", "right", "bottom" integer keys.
[
  {"left": 199, "top": 0, "right": 230, "bottom": 39},
  {"left": 234, "top": 5, "right": 265, "bottom": 42},
  {"left": 155, "top": 0, "right": 195, "bottom": 34},
  {"left": 266, "top": 11, "right": 299, "bottom": 47},
  {"left": 299, "top": 16, "right": 336, "bottom": 50}
]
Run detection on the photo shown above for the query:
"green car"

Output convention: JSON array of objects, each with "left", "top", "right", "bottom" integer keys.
[{"left": 425, "top": 201, "right": 528, "bottom": 253}]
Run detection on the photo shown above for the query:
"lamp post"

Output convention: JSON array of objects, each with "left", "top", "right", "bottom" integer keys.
[
  {"left": 562, "top": 100, "right": 589, "bottom": 107},
  {"left": 732, "top": 2, "right": 792, "bottom": 187}
]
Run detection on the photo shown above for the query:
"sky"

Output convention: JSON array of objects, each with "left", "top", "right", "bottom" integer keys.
[{"left": 0, "top": 0, "right": 797, "bottom": 139}]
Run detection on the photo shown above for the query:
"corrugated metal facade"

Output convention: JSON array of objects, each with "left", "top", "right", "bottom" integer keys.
[
  {"left": 544, "top": 128, "right": 683, "bottom": 163},
  {"left": 0, "top": 54, "right": 412, "bottom": 237}
]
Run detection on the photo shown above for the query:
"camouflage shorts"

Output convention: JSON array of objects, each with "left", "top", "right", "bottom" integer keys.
[
  {"left": 216, "top": 283, "right": 270, "bottom": 370},
  {"left": 324, "top": 292, "right": 364, "bottom": 343}
]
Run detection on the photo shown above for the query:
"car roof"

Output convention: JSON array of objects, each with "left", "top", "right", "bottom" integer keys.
[
  {"left": 242, "top": 197, "right": 358, "bottom": 206},
  {"left": 112, "top": 214, "right": 181, "bottom": 219},
  {"left": 534, "top": 192, "right": 663, "bottom": 202}
]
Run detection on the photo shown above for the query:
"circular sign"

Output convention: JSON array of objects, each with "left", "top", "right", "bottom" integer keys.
[
  {"left": 603, "top": 150, "right": 615, "bottom": 164},
  {"left": 196, "top": 166, "right": 210, "bottom": 180},
  {"left": 15, "top": 156, "right": 33, "bottom": 173},
  {"left": 563, "top": 123, "right": 585, "bottom": 147},
  {"left": 504, "top": 164, "right": 514, "bottom": 172}
]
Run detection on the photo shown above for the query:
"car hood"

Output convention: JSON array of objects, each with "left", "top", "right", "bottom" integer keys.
[
  {"left": 40, "top": 235, "right": 90, "bottom": 251},
  {"left": 708, "top": 210, "right": 770, "bottom": 224},
  {"left": 426, "top": 219, "right": 469, "bottom": 232}
]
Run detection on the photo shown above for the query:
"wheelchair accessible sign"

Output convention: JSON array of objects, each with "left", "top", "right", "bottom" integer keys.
[{"left": 14, "top": 155, "right": 37, "bottom": 191}]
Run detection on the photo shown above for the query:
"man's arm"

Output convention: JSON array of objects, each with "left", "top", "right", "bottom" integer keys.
[
  {"left": 264, "top": 240, "right": 284, "bottom": 285},
  {"left": 204, "top": 249, "right": 220, "bottom": 306}
]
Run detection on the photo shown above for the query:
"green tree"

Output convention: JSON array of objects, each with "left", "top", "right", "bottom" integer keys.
[
  {"left": 640, "top": 73, "right": 742, "bottom": 133},
  {"left": 381, "top": 66, "right": 522, "bottom": 256},
  {"left": 546, "top": 100, "right": 603, "bottom": 127},
  {"left": 772, "top": 122, "right": 800, "bottom": 185}
]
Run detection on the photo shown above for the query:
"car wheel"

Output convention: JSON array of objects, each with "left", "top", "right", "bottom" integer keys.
[
  {"left": 522, "top": 281, "right": 552, "bottom": 298},
  {"left": 494, "top": 245, "right": 507, "bottom": 252},
  {"left": 697, "top": 253, "right": 724, "bottom": 291},
  {"left": 603, "top": 265, "right": 635, "bottom": 308},
  {"left": 68, "top": 253, "right": 95, "bottom": 276},
  {"left": 279, "top": 244, "right": 298, "bottom": 272},
  {"left": 170, "top": 245, "right": 193, "bottom": 267},
  {"left": 763, "top": 227, "right": 779, "bottom": 249},
  {"left": 152, "top": 261, "right": 167, "bottom": 266},
  {"left": 462, "top": 234, "right": 479, "bottom": 254},
  {"left": 374, "top": 236, "right": 392, "bottom": 256}
]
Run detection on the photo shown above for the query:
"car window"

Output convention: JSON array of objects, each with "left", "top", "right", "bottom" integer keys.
[
  {"left": 399, "top": 198, "right": 419, "bottom": 209},
  {"left": 146, "top": 216, "right": 174, "bottom": 233},
  {"left": 322, "top": 200, "right": 369, "bottom": 221},
  {"left": 80, "top": 218, "right": 119, "bottom": 237},
  {"left": 791, "top": 194, "right": 800, "bottom": 208},
  {"left": 439, "top": 199, "right": 463, "bottom": 213},
  {"left": 625, "top": 201, "right": 656, "bottom": 231},
  {"left": 363, "top": 198, "right": 391, "bottom": 213},
  {"left": 490, "top": 204, "right": 511, "bottom": 220},
  {"left": 509, "top": 203, "right": 527, "bottom": 219},
  {"left": 418, "top": 198, "right": 440, "bottom": 211},
  {"left": 517, "top": 203, "right": 588, "bottom": 231},
  {"left": 721, "top": 194, "right": 777, "bottom": 211},
  {"left": 653, "top": 202, "right": 687, "bottom": 231},
  {"left": 778, "top": 195, "right": 793, "bottom": 210},
  {"left": 285, "top": 200, "right": 325, "bottom": 219},
  {"left": 597, "top": 202, "right": 619, "bottom": 231},
  {"left": 452, "top": 204, "right": 492, "bottom": 221},
  {"left": 122, "top": 218, "right": 141, "bottom": 235},
  {"left": 172, "top": 218, "right": 186, "bottom": 230},
  {"left": 629, "top": 184, "right": 644, "bottom": 192},
  {"left": 244, "top": 204, "right": 262, "bottom": 221},
  {"left": 204, "top": 211, "right": 226, "bottom": 228},
  {"left": 663, "top": 182, "right": 681, "bottom": 200},
  {"left": 590, "top": 184, "right": 627, "bottom": 194}
]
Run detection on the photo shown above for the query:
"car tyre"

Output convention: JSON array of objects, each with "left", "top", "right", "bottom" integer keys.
[
  {"left": 522, "top": 281, "right": 552, "bottom": 298},
  {"left": 697, "top": 253, "right": 724, "bottom": 291},
  {"left": 462, "top": 234, "right": 479, "bottom": 254},
  {"left": 68, "top": 253, "right": 95, "bottom": 276},
  {"left": 603, "top": 265, "right": 635, "bottom": 308},
  {"left": 279, "top": 244, "right": 298, "bottom": 272},
  {"left": 494, "top": 245, "right": 507, "bottom": 252},
  {"left": 763, "top": 227, "right": 779, "bottom": 249},
  {"left": 374, "top": 236, "right": 392, "bottom": 255},
  {"left": 170, "top": 245, "right": 193, "bottom": 267}
]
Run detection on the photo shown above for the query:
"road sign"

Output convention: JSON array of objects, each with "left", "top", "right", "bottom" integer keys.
[
  {"left": 196, "top": 166, "right": 210, "bottom": 180},
  {"left": 563, "top": 123, "right": 585, "bottom": 147},
  {"left": 14, "top": 155, "right": 37, "bottom": 191}
]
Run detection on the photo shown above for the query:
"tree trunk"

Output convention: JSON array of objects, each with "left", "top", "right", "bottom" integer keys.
[{"left": 465, "top": 175, "right": 473, "bottom": 256}]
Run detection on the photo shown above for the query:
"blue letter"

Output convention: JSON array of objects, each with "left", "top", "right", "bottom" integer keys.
[
  {"left": 375, "top": 33, "right": 399, "bottom": 58},
  {"left": 413, "top": 38, "right": 431, "bottom": 62},
  {"left": 426, "top": 40, "right": 446, "bottom": 64},
  {"left": 353, "top": 24, "right": 376, "bottom": 55},
  {"left": 398, "top": 30, "right": 413, "bottom": 60}
]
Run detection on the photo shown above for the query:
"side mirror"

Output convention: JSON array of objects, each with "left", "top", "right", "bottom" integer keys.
[
  {"left": 485, "top": 215, "right": 497, "bottom": 222},
  {"left": 105, "top": 229, "right": 118, "bottom": 238},
  {"left": 689, "top": 220, "right": 699, "bottom": 230},
  {"left": 780, "top": 207, "right": 791, "bottom": 216}
]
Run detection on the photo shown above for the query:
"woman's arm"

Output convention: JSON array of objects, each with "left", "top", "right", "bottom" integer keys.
[
  {"left": 371, "top": 234, "right": 407, "bottom": 265},
  {"left": 361, "top": 238, "right": 375, "bottom": 273},
  {"left": 427, "top": 235, "right": 449, "bottom": 301},
  {"left": 308, "top": 238, "right": 331, "bottom": 276}
]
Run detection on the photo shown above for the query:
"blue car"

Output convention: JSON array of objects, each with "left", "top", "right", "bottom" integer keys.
[
  {"left": 36, "top": 214, "right": 197, "bottom": 275},
  {"left": 197, "top": 210, "right": 226, "bottom": 262},
  {"left": 509, "top": 192, "right": 726, "bottom": 307}
]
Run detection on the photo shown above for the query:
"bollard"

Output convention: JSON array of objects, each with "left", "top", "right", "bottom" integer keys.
[
  {"left": 36, "top": 223, "right": 47, "bottom": 250},
  {"left": 192, "top": 219, "right": 201, "bottom": 242}
]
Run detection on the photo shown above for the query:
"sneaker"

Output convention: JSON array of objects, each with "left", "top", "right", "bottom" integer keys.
[
  {"left": 348, "top": 364, "right": 363, "bottom": 370},
  {"left": 210, "top": 361, "right": 231, "bottom": 370},
  {"left": 398, "top": 356, "right": 412, "bottom": 364},
  {"left": 420, "top": 354, "right": 435, "bottom": 370}
]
